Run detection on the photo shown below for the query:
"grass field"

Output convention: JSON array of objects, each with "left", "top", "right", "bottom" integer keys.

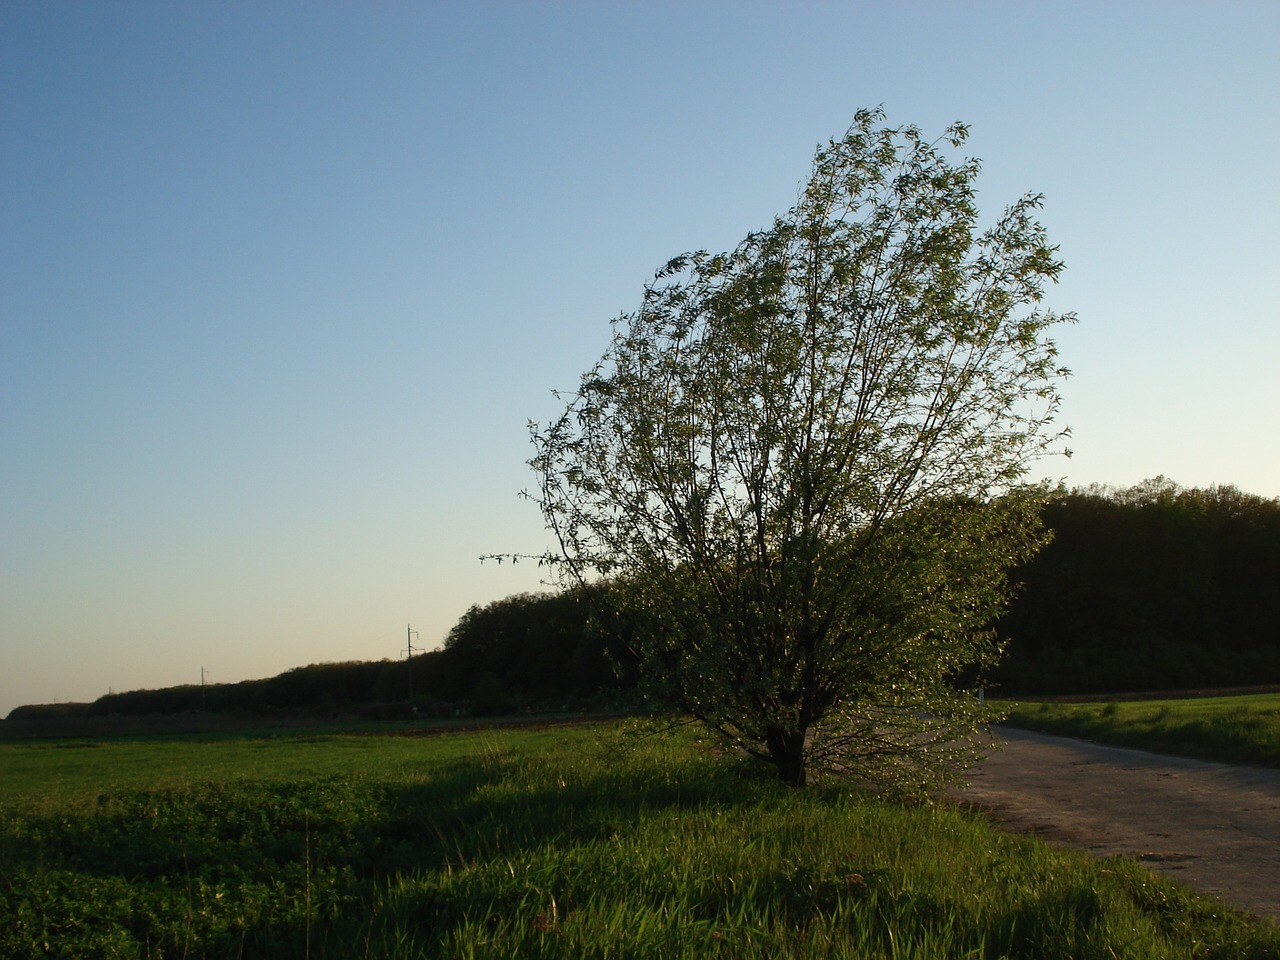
[
  {"left": 2, "top": 721, "right": 1276, "bottom": 959},
  {"left": 1001, "top": 693, "right": 1280, "bottom": 767}
]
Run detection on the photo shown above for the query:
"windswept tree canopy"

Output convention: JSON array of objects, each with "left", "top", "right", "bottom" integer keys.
[{"left": 529, "top": 109, "right": 1073, "bottom": 788}]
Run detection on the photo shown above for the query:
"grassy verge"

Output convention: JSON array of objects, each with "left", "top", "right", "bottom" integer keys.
[
  {"left": 1000, "top": 693, "right": 1280, "bottom": 767},
  {"left": 2, "top": 722, "right": 1275, "bottom": 958}
]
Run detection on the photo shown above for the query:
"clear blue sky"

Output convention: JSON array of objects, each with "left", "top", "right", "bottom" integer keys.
[{"left": 3, "top": 2, "right": 1277, "bottom": 717}]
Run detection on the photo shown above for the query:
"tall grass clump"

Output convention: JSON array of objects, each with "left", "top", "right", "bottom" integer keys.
[{"left": 1, "top": 722, "right": 1275, "bottom": 958}]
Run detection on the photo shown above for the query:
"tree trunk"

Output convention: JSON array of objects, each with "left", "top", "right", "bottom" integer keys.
[{"left": 768, "top": 727, "right": 811, "bottom": 787}]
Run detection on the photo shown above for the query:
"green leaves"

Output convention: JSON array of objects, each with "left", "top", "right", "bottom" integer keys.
[{"left": 528, "top": 109, "right": 1071, "bottom": 788}]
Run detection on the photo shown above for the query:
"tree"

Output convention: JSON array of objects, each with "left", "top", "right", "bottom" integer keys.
[
  {"left": 440, "top": 588, "right": 635, "bottom": 710},
  {"left": 528, "top": 109, "right": 1073, "bottom": 789},
  {"left": 995, "top": 480, "right": 1280, "bottom": 694}
]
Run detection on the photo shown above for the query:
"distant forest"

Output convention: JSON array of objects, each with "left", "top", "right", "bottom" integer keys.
[
  {"left": 9, "top": 479, "right": 1279, "bottom": 722},
  {"left": 995, "top": 478, "right": 1280, "bottom": 694}
]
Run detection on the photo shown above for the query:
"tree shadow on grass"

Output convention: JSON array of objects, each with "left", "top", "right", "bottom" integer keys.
[
  {"left": 1, "top": 734, "right": 768, "bottom": 958},
  {"left": 12, "top": 734, "right": 1268, "bottom": 960}
]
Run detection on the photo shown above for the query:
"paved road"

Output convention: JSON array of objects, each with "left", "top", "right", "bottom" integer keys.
[{"left": 949, "top": 728, "right": 1280, "bottom": 922}]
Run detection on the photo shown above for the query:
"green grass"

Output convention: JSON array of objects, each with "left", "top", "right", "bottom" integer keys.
[
  {"left": 0, "top": 728, "right": 501, "bottom": 813},
  {"left": 1001, "top": 693, "right": 1280, "bottom": 767},
  {"left": 1, "top": 722, "right": 1275, "bottom": 958}
]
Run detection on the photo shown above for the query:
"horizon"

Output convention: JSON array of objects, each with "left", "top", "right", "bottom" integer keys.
[
  {"left": 3, "top": 2, "right": 1278, "bottom": 719},
  {"left": 6, "top": 473, "right": 1274, "bottom": 718}
]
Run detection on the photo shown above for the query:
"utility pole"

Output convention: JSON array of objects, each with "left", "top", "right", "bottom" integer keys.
[
  {"left": 201, "top": 667, "right": 208, "bottom": 712},
  {"left": 403, "top": 625, "right": 420, "bottom": 711}
]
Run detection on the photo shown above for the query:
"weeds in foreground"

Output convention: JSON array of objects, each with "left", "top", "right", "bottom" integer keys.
[{"left": 1, "top": 723, "right": 1275, "bottom": 958}]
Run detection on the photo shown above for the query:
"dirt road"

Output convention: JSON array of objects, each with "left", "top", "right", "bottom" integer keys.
[{"left": 950, "top": 727, "right": 1280, "bottom": 922}]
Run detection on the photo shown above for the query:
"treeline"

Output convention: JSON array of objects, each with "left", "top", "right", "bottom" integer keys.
[
  {"left": 8, "top": 588, "right": 635, "bottom": 722},
  {"left": 994, "top": 478, "right": 1280, "bottom": 694},
  {"left": 9, "top": 479, "right": 1279, "bottom": 722}
]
